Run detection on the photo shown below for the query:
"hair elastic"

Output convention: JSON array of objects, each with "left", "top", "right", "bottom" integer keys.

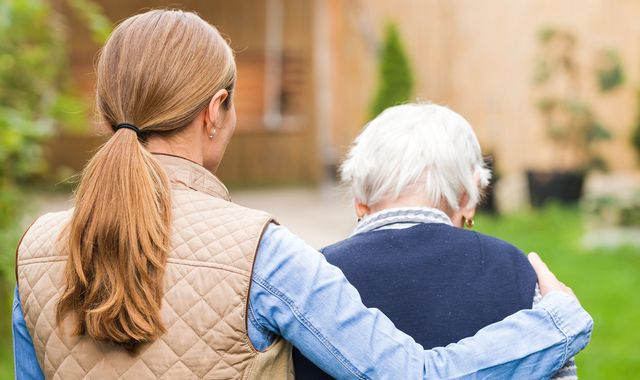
[{"left": 113, "top": 123, "right": 141, "bottom": 135}]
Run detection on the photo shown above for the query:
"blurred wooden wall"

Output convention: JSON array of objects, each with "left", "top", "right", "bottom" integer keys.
[
  {"left": 52, "top": 0, "right": 640, "bottom": 185},
  {"left": 54, "top": 0, "right": 319, "bottom": 187},
  {"left": 323, "top": 0, "right": 640, "bottom": 175}
]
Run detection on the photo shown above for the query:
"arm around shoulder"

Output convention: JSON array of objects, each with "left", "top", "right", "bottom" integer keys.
[
  {"left": 249, "top": 224, "right": 593, "bottom": 379},
  {"left": 423, "top": 292, "right": 591, "bottom": 378}
]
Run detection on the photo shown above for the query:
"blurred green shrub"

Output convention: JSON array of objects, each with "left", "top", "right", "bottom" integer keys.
[
  {"left": 0, "top": 0, "right": 111, "bottom": 276},
  {"left": 596, "top": 50, "right": 624, "bottom": 92},
  {"left": 633, "top": 123, "right": 640, "bottom": 163},
  {"left": 533, "top": 27, "right": 615, "bottom": 172},
  {"left": 0, "top": 0, "right": 65, "bottom": 192},
  {"left": 583, "top": 191, "right": 640, "bottom": 227},
  {"left": 369, "top": 23, "right": 414, "bottom": 119},
  {"left": 67, "top": 0, "right": 113, "bottom": 45},
  {"left": 632, "top": 90, "right": 640, "bottom": 163}
]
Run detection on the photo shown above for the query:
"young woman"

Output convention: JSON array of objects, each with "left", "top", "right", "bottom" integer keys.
[{"left": 13, "top": 10, "right": 591, "bottom": 379}]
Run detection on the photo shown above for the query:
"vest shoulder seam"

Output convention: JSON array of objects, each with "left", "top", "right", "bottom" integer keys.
[
  {"left": 166, "top": 257, "right": 250, "bottom": 276},
  {"left": 18, "top": 255, "right": 67, "bottom": 266}
]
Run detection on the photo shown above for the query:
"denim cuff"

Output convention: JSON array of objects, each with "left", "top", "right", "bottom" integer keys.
[{"left": 535, "top": 291, "right": 594, "bottom": 361}]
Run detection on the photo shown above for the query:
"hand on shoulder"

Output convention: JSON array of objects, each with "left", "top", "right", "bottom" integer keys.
[{"left": 528, "top": 252, "right": 578, "bottom": 300}]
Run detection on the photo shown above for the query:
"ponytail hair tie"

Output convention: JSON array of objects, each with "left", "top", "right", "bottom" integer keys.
[{"left": 113, "top": 123, "right": 141, "bottom": 136}]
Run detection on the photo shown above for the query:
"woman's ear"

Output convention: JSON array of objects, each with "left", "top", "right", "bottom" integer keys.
[
  {"left": 461, "top": 192, "right": 477, "bottom": 216},
  {"left": 355, "top": 202, "right": 370, "bottom": 220},
  {"left": 453, "top": 192, "right": 477, "bottom": 228},
  {"left": 205, "top": 89, "right": 229, "bottom": 127}
]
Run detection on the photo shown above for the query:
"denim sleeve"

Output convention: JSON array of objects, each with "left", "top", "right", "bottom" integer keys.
[
  {"left": 534, "top": 285, "right": 579, "bottom": 379},
  {"left": 249, "top": 223, "right": 593, "bottom": 379},
  {"left": 12, "top": 286, "right": 45, "bottom": 380}
]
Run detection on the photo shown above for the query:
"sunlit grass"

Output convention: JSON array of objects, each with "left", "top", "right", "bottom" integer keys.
[{"left": 476, "top": 206, "right": 640, "bottom": 378}]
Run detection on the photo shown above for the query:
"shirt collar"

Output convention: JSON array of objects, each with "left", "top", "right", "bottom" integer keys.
[
  {"left": 352, "top": 207, "right": 453, "bottom": 236},
  {"left": 152, "top": 153, "right": 231, "bottom": 201}
]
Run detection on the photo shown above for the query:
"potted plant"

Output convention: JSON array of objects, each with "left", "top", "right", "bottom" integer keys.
[
  {"left": 478, "top": 154, "right": 500, "bottom": 214},
  {"left": 528, "top": 28, "right": 618, "bottom": 207}
]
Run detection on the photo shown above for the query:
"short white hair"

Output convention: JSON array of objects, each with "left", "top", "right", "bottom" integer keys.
[{"left": 341, "top": 103, "right": 491, "bottom": 211}]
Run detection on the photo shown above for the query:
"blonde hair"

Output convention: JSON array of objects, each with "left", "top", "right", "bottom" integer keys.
[
  {"left": 56, "top": 9, "right": 236, "bottom": 350},
  {"left": 341, "top": 103, "right": 491, "bottom": 211}
]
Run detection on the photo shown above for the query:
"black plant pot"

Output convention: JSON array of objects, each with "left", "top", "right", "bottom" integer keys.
[
  {"left": 479, "top": 155, "right": 499, "bottom": 214},
  {"left": 526, "top": 170, "right": 585, "bottom": 208}
]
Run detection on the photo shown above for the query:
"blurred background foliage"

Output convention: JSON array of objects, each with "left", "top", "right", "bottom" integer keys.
[
  {"left": 595, "top": 49, "right": 625, "bottom": 93},
  {"left": 369, "top": 22, "right": 414, "bottom": 119},
  {"left": 632, "top": 91, "right": 640, "bottom": 163},
  {"left": 0, "top": 0, "right": 110, "bottom": 251},
  {"left": 0, "top": 0, "right": 111, "bottom": 376},
  {"left": 0, "top": 0, "right": 68, "bottom": 195},
  {"left": 533, "top": 27, "right": 614, "bottom": 173}
]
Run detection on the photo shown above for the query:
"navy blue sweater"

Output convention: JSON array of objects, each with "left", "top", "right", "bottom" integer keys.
[{"left": 293, "top": 223, "right": 537, "bottom": 379}]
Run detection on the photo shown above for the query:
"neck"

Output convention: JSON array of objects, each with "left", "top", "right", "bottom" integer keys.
[
  {"left": 146, "top": 136, "right": 203, "bottom": 166},
  {"left": 370, "top": 194, "right": 454, "bottom": 219}
]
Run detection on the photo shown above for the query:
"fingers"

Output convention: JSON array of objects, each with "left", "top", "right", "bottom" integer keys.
[
  {"left": 528, "top": 252, "right": 577, "bottom": 301},
  {"left": 528, "top": 252, "right": 552, "bottom": 276},
  {"left": 528, "top": 252, "right": 552, "bottom": 296},
  {"left": 528, "top": 251, "right": 556, "bottom": 283}
]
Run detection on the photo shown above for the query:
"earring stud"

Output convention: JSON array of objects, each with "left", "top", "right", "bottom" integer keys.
[
  {"left": 209, "top": 127, "right": 217, "bottom": 139},
  {"left": 462, "top": 217, "right": 474, "bottom": 228}
]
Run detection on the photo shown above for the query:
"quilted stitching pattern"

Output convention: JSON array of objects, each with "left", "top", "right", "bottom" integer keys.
[{"left": 17, "top": 156, "right": 292, "bottom": 379}]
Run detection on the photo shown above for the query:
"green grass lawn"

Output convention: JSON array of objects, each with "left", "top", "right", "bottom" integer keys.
[
  {"left": 0, "top": 206, "right": 637, "bottom": 378},
  {"left": 476, "top": 206, "right": 640, "bottom": 378}
]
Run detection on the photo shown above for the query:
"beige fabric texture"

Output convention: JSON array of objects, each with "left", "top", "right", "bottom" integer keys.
[{"left": 17, "top": 154, "right": 294, "bottom": 379}]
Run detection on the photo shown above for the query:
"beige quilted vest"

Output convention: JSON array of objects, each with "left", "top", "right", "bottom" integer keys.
[{"left": 16, "top": 154, "right": 294, "bottom": 380}]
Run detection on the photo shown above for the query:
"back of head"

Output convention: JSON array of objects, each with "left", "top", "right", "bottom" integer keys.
[
  {"left": 96, "top": 9, "right": 235, "bottom": 132},
  {"left": 341, "top": 103, "right": 491, "bottom": 211},
  {"left": 56, "top": 9, "right": 236, "bottom": 350}
]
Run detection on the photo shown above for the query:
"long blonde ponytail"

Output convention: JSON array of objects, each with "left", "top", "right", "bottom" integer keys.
[{"left": 56, "top": 9, "right": 236, "bottom": 350}]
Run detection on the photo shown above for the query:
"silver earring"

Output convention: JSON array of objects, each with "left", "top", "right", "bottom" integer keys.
[{"left": 209, "top": 127, "right": 217, "bottom": 139}]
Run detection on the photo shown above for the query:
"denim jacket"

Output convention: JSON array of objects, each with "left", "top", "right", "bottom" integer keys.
[{"left": 14, "top": 223, "right": 592, "bottom": 379}]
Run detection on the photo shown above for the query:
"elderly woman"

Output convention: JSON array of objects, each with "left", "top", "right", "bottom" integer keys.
[{"left": 294, "top": 103, "right": 578, "bottom": 379}]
